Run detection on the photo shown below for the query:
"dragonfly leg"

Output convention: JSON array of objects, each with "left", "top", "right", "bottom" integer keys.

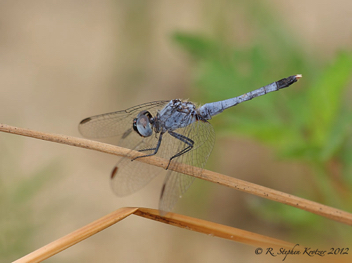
[
  {"left": 132, "top": 132, "right": 164, "bottom": 161},
  {"left": 166, "top": 131, "right": 194, "bottom": 170},
  {"left": 138, "top": 147, "right": 156, "bottom": 152}
]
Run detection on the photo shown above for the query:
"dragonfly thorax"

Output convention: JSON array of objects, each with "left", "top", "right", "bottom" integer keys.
[{"left": 156, "top": 99, "right": 198, "bottom": 132}]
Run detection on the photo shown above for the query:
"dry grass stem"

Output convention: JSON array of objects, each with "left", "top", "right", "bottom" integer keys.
[
  {"left": 1, "top": 123, "right": 352, "bottom": 226},
  {"left": 134, "top": 208, "right": 295, "bottom": 248},
  {"left": 13, "top": 208, "right": 138, "bottom": 263},
  {"left": 13, "top": 207, "right": 296, "bottom": 263}
]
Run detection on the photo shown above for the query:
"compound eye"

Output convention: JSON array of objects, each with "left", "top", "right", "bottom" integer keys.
[{"left": 134, "top": 114, "right": 153, "bottom": 137}]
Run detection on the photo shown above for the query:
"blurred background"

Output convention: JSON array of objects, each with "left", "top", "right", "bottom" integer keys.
[{"left": 0, "top": 0, "right": 352, "bottom": 262}]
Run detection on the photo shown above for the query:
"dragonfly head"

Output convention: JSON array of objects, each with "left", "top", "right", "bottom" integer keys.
[{"left": 133, "top": 111, "right": 153, "bottom": 137}]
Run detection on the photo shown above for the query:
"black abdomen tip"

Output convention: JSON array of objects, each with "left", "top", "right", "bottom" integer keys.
[{"left": 277, "top": 74, "right": 302, "bottom": 89}]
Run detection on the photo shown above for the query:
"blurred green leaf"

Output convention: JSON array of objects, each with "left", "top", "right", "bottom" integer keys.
[
  {"left": 0, "top": 152, "right": 60, "bottom": 262},
  {"left": 251, "top": 198, "right": 320, "bottom": 227},
  {"left": 172, "top": 32, "right": 220, "bottom": 60},
  {"left": 10, "top": 163, "right": 59, "bottom": 205},
  {"left": 321, "top": 110, "right": 352, "bottom": 161},
  {"left": 340, "top": 133, "right": 352, "bottom": 186},
  {"left": 306, "top": 52, "right": 352, "bottom": 149}
]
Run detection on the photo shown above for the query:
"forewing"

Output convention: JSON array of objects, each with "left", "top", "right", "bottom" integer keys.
[
  {"left": 79, "top": 100, "right": 169, "bottom": 197},
  {"left": 78, "top": 100, "right": 169, "bottom": 139},
  {"left": 158, "top": 120, "right": 215, "bottom": 213}
]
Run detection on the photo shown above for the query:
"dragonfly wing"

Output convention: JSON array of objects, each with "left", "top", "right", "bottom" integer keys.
[
  {"left": 158, "top": 120, "right": 215, "bottom": 213},
  {"left": 79, "top": 100, "right": 169, "bottom": 196},
  {"left": 78, "top": 100, "right": 169, "bottom": 139},
  {"left": 110, "top": 156, "right": 165, "bottom": 196},
  {"left": 110, "top": 130, "right": 165, "bottom": 196},
  {"left": 158, "top": 171, "right": 195, "bottom": 214}
]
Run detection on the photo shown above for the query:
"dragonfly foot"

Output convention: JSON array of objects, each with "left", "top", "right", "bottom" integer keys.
[{"left": 165, "top": 160, "right": 172, "bottom": 170}]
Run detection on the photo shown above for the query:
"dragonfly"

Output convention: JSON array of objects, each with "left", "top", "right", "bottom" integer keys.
[{"left": 79, "top": 74, "right": 301, "bottom": 214}]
